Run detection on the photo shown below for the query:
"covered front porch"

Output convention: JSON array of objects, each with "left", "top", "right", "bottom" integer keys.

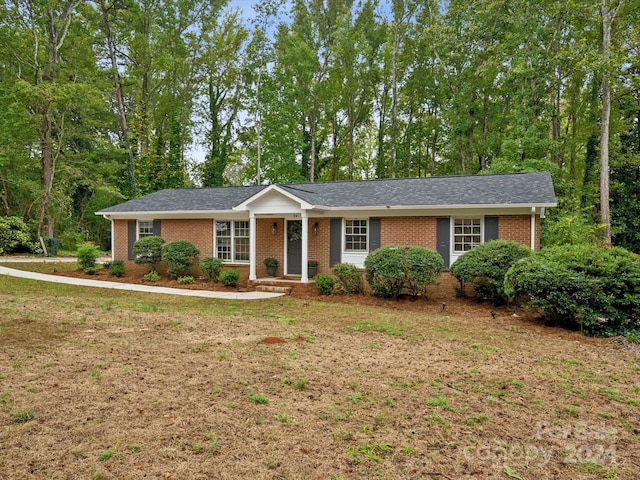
[{"left": 234, "top": 185, "right": 326, "bottom": 284}]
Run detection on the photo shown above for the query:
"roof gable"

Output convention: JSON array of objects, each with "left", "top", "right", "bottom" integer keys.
[{"left": 234, "top": 185, "right": 314, "bottom": 212}]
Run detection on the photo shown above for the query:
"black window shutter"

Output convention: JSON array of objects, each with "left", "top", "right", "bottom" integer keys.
[
  {"left": 127, "top": 220, "right": 136, "bottom": 260},
  {"left": 484, "top": 217, "right": 499, "bottom": 242},
  {"left": 369, "top": 218, "right": 381, "bottom": 251},
  {"left": 329, "top": 218, "right": 342, "bottom": 267},
  {"left": 436, "top": 217, "right": 450, "bottom": 271},
  {"left": 153, "top": 219, "right": 162, "bottom": 237}
]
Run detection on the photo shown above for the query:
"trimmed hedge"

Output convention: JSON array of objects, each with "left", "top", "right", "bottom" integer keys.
[
  {"left": 365, "top": 246, "right": 443, "bottom": 298},
  {"left": 504, "top": 245, "right": 640, "bottom": 336},
  {"left": 132, "top": 236, "right": 165, "bottom": 270},
  {"left": 162, "top": 240, "right": 200, "bottom": 278},
  {"left": 450, "top": 240, "right": 532, "bottom": 305}
]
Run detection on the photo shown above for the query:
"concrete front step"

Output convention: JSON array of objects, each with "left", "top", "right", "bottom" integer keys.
[{"left": 254, "top": 285, "right": 293, "bottom": 294}]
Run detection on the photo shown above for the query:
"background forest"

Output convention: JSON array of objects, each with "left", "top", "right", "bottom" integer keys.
[{"left": 0, "top": 0, "right": 639, "bottom": 254}]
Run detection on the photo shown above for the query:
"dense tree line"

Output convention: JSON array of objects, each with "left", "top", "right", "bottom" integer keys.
[{"left": 0, "top": 0, "right": 639, "bottom": 252}]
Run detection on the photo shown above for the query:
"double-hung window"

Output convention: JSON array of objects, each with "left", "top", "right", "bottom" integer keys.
[
  {"left": 453, "top": 218, "right": 481, "bottom": 252},
  {"left": 138, "top": 220, "right": 154, "bottom": 238},
  {"left": 216, "top": 220, "right": 250, "bottom": 262},
  {"left": 345, "top": 219, "right": 368, "bottom": 251}
]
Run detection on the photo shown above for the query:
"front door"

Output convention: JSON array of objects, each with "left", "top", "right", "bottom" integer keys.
[{"left": 287, "top": 220, "right": 302, "bottom": 275}]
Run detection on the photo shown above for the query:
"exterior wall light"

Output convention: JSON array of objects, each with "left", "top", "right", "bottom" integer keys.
[
  {"left": 312, "top": 222, "right": 319, "bottom": 236},
  {"left": 271, "top": 222, "right": 278, "bottom": 236}
]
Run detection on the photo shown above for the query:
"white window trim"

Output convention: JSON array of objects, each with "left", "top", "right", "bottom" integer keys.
[
  {"left": 343, "top": 218, "right": 369, "bottom": 253},
  {"left": 342, "top": 218, "right": 369, "bottom": 268},
  {"left": 452, "top": 217, "right": 483, "bottom": 254},
  {"left": 214, "top": 220, "right": 250, "bottom": 264},
  {"left": 450, "top": 216, "right": 485, "bottom": 266}
]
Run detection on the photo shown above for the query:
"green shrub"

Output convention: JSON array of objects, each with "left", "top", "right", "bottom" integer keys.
[
  {"left": 83, "top": 266, "right": 101, "bottom": 275},
  {"left": 0, "top": 216, "right": 32, "bottom": 255},
  {"left": 404, "top": 246, "right": 445, "bottom": 298},
  {"left": 133, "top": 236, "right": 165, "bottom": 270},
  {"left": 108, "top": 260, "right": 126, "bottom": 277},
  {"left": 450, "top": 240, "right": 532, "bottom": 305},
  {"left": 144, "top": 271, "right": 161, "bottom": 282},
  {"left": 77, "top": 243, "right": 99, "bottom": 270},
  {"left": 314, "top": 274, "right": 335, "bottom": 295},
  {"left": 364, "top": 247, "right": 405, "bottom": 298},
  {"left": 177, "top": 276, "right": 194, "bottom": 285},
  {"left": 365, "top": 246, "right": 443, "bottom": 298},
  {"left": 162, "top": 240, "right": 200, "bottom": 277},
  {"left": 331, "top": 263, "right": 363, "bottom": 295},
  {"left": 504, "top": 245, "right": 640, "bottom": 336},
  {"left": 200, "top": 257, "right": 224, "bottom": 281},
  {"left": 219, "top": 269, "right": 240, "bottom": 287}
]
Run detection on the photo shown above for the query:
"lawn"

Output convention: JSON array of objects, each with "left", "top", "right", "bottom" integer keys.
[{"left": 0, "top": 270, "right": 638, "bottom": 479}]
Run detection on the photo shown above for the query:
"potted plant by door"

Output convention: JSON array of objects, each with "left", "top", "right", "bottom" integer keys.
[
  {"left": 264, "top": 257, "right": 278, "bottom": 277},
  {"left": 307, "top": 260, "right": 318, "bottom": 279}
]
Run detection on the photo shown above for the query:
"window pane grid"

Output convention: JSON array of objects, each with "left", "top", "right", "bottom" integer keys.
[
  {"left": 139, "top": 221, "right": 154, "bottom": 238},
  {"left": 453, "top": 218, "right": 481, "bottom": 253},
  {"left": 216, "top": 220, "right": 249, "bottom": 263},
  {"left": 234, "top": 238, "right": 249, "bottom": 261},
  {"left": 345, "top": 219, "right": 367, "bottom": 251},
  {"left": 216, "top": 237, "right": 231, "bottom": 261}
]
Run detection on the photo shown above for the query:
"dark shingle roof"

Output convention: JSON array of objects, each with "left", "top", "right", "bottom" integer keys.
[
  {"left": 97, "top": 185, "right": 265, "bottom": 213},
  {"left": 97, "top": 172, "right": 556, "bottom": 214},
  {"left": 281, "top": 172, "right": 556, "bottom": 207}
]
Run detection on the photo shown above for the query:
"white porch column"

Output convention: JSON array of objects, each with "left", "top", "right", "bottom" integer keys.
[
  {"left": 301, "top": 210, "right": 309, "bottom": 283},
  {"left": 249, "top": 213, "right": 257, "bottom": 280}
]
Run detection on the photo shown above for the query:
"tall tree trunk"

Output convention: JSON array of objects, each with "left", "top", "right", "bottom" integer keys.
[
  {"left": 35, "top": 1, "right": 80, "bottom": 253},
  {"left": 599, "top": 0, "right": 623, "bottom": 246},
  {"left": 99, "top": 0, "right": 135, "bottom": 198},
  {"left": 309, "top": 96, "right": 317, "bottom": 182},
  {"left": 390, "top": 15, "right": 400, "bottom": 179},
  {"left": 0, "top": 174, "right": 9, "bottom": 214},
  {"left": 256, "top": 67, "right": 262, "bottom": 184}
]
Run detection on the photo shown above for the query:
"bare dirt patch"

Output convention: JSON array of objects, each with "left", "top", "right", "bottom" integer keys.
[{"left": 0, "top": 265, "right": 639, "bottom": 479}]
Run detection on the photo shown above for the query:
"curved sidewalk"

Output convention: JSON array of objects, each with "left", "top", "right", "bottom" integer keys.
[{"left": 0, "top": 265, "right": 283, "bottom": 300}]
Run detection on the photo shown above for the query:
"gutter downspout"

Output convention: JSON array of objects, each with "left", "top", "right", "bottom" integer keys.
[
  {"left": 102, "top": 214, "right": 115, "bottom": 261},
  {"left": 530, "top": 207, "right": 536, "bottom": 251}
]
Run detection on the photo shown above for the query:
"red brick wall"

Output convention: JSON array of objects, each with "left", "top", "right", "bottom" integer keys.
[
  {"left": 308, "top": 218, "right": 330, "bottom": 275},
  {"left": 113, "top": 220, "right": 129, "bottom": 261},
  {"left": 381, "top": 217, "right": 438, "bottom": 249},
  {"left": 111, "top": 219, "right": 214, "bottom": 261},
  {"left": 255, "top": 218, "right": 283, "bottom": 277},
  {"left": 161, "top": 219, "right": 214, "bottom": 257},
  {"left": 498, "top": 215, "right": 540, "bottom": 250},
  {"left": 113, "top": 214, "right": 541, "bottom": 268}
]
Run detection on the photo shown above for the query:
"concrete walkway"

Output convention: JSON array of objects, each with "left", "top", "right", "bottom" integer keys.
[{"left": 0, "top": 262, "right": 283, "bottom": 300}]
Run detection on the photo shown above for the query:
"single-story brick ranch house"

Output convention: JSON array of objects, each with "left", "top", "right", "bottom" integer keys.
[{"left": 96, "top": 171, "right": 556, "bottom": 283}]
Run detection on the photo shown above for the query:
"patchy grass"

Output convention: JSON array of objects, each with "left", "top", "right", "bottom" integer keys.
[{"left": 0, "top": 272, "right": 639, "bottom": 479}]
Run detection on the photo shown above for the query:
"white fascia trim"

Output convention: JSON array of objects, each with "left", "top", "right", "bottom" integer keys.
[
  {"left": 95, "top": 210, "right": 244, "bottom": 220},
  {"left": 317, "top": 203, "right": 557, "bottom": 211},
  {"left": 233, "top": 185, "right": 315, "bottom": 211}
]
